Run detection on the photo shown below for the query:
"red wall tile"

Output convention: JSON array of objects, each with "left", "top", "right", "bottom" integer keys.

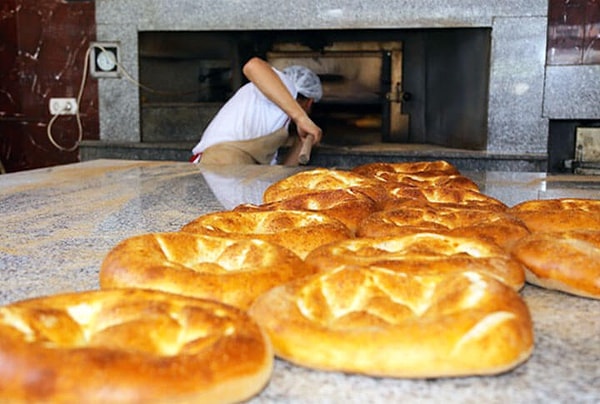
[
  {"left": 548, "top": 0, "right": 600, "bottom": 65},
  {"left": 583, "top": 0, "right": 600, "bottom": 63},
  {"left": 0, "top": 0, "right": 99, "bottom": 173}
]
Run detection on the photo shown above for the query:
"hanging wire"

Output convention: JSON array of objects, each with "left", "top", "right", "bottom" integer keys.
[{"left": 46, "top": 43, "right": 199, "bottom": 152}]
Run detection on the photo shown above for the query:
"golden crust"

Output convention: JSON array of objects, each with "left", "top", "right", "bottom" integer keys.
[
  {"left": 249, "top": 267, "right": 533, "bottom": 378},
  {"left": 352, "top": 161, "right": 478, "bottom": 192},
  {"left": 304, "top": 233, "right": 526, "bottom": 290},
  {"left": 510, "top": 230, "right": 600, "bottom": 299},
  {"left": 100, "top": 233, "right": 316, "bottom": 309},
  {"left": 357, "top": 205, "right": 530, "bottom": 249},
  {"left": 381, "top": 173, "right": 480, "bottom": 191},
  {"left": 508, "top": 198, "right": 600, "bottom": 232},
  {"left": 510, "top": 198, "right": 600, "bottom": 212},
  {"left": 384, "top": 187, "right": 508, "bottom": 211},
  {"left": 234, "top": 188, "right": 380, "bottom": 234},
  {"left": 352, "top": 160, "right": 461, "bottom": 176},
  {"left": 181, "top": 210, "right": 353, "bottom": 259},
  {"left": 0, "top": 289, "right": 272, "bottom": 403},
  {"left": 262, "top": 168, "right": 388, "bottom": 207}
]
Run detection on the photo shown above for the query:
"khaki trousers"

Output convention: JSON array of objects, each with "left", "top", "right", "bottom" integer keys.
[{"left": 199, "top": 128, "right": 289, "bottom": 165}]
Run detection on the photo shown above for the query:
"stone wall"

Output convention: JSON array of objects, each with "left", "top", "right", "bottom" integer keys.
[{"left": 94, "top": 0, "right": 600, "bottom": 161}]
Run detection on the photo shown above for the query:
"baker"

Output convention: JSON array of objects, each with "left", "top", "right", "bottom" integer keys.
[{"left": 191, "top": 57, "right": 323, "bottom": 165}]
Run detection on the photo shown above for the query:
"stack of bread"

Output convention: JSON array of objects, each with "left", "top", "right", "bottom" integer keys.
[
  {"left": 242, "top": 161, "right": 534, "bottom": 377},
  {"left": 2, "top": 159, "right": 598, "bottom": 402}
]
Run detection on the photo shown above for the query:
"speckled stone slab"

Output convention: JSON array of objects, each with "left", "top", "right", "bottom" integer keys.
[{"left": 1, "top": 160, "right": 599, "bottom": 403}]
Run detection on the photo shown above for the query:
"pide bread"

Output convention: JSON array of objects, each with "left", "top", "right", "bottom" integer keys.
[
  {"left": 357, "top": 204, "right": 530, "bottom": 249},
  {"left": 99, "top": 232, "right": 316, "bottom": 309},
  {"left": 7, "top": 160, "right": 542, "bottom": 399},
  {"left": 0, "top": 289, "right": 272, "bottom": 403},
  {"left": 351, "top": 160, "right": 479, "bottom": 192},
  {"left": 262, "top": 168, "right": 388, "bottom": 207},
  {"left": 370, "top": 172, "right": 480, "bottom": 192},
  {"left": 304, "top": 233, "right": 526, "bottom": 290},
  {"left": 249, "top": 266, "right": 534, "bottom": 378},
  {"left": 352, "top": 160, "right": 461, "bottom": 177},
  {"left": 510, "top": 230, "right": 600, "bottom": 299},
  {"left": 234, "top": 188, "right": 380, "bottom": 234},
  {"left": 383, "top": 187, "right": 508, "bottom": 211},
  {"left": 508, "top": 198, "right": 600, "bottom": 232},
  {"left": 181, "top": 210, "right": 352, "bottom": 259}
]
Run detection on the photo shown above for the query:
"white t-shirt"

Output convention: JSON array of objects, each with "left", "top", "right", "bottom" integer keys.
[{"left": 192, "top": 68, "right": 297, "bottom": 155}]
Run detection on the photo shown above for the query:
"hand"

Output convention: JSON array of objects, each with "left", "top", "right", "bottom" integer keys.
[
  {"left": 295, "top": 114, "right": 322, "bottom": 146},
  {"left": 282, "top": 116, "right": 322, "bottom": 166}
]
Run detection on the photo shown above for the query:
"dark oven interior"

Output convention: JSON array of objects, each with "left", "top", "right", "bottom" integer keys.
[{"left": 138, "top": 29, "right": 491, "bottom": 150}]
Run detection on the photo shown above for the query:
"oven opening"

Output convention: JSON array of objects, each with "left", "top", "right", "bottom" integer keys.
[
  {"left": 138, "top": 28, "right": 491, "bottom": 151},
  {"left": 267, "top": 39, "right": 406, "bottom": 146}
]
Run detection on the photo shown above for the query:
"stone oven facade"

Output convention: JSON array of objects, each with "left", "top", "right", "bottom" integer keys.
[{"left": 86, "top": 0, "right": 600, "bottom": 172}]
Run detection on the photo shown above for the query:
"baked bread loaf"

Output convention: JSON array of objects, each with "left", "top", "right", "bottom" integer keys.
[
  {"left": 510, "top": 230, "right": 600, "bottom": 299},
  {"left": 262, "top": 168, "right": 388, "bottom": 207},
  {"left": 357, "top": 204, "right": 530, "bottom": 249},
  {"left": 304, "top": 233, "right": 525, "bottom": 290},
  {"left": 379, "top": 173, "right": 479, "bottom": 191},
  {"left": 508, "top": 198, "right": 600, "bottom": 232},
  {"left": 0, "top": 289, "right": 272, "bottom": 403},
  {"left": 181, "top": 210, "right": 352, "bottom": 259},
  {"left": 100, "top": 232, "right": 316, "bottom": 309},
  {"left": 352, "top": 160, "right": 461, "bottom": 177},
  {"left": 383, "top": 187, "right": 508, "bottom": 211},
  {"left": 351, "top": 160, "right": 478, "bottom": 191},
  {"left": 249, "top": 266, "right": 533, "bottom": 378},
  {"left": 234, "top": 188, "right": 380, "bottom": 234},
  {"left": 367, "top": 172, "right": 480, "bottom": 192}
]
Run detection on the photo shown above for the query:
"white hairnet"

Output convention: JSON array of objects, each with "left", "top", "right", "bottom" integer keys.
[{"left": 283, "top": 65, "right": 323, "bottom": 102}]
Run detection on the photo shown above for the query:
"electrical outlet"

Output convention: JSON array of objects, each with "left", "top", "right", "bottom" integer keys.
[{"left": 49, "top": 98, "right": 78, "bottom": 115}]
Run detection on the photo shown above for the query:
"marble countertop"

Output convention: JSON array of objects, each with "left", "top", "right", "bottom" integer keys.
[{"left": 1, "top": 159, "right": 599, "bottom": 403}]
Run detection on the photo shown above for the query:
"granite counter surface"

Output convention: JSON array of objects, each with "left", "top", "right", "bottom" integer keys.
[{"left": 1, "top": 160, "right": 599, "bottom": 403}]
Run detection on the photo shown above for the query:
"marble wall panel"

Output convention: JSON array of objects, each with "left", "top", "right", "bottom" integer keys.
[
  {"left": 487, "top": 17, "right": 549, "bottom": 153},
  {"left": 547, "top": 0, "right": 600, "bottom": 65},
  {"left": 0, "top": 0, "right": 98, "bottom": 173},
  {"left": 95, "top": 23, "right": 139, "bottom": 143},
  {"left": 95, "top": 0, "right": 549, "bottom": 30},
  {"left": 544, "top": 65, "right": 600, "bottom": 118},
  {"left": 584, "top": 0, "right": 600, "bottom": 63}
]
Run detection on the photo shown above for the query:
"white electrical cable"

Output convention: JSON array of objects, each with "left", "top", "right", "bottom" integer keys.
[
  {"left": 46, "top": 44, "right": 201, "bottom": 152},
  {"left": 89, "top": 44, "right": 201, "bottom": 96},
  {"left": 114, "top": 50, "right": 199, "bottom": 96},
  {"left": 46, "top": 46, "right": 90, "bottom": 152}
]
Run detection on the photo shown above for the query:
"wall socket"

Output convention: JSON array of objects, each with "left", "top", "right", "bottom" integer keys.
[{"left": 49, "top": 98, "right": 78, "bottom": 115}]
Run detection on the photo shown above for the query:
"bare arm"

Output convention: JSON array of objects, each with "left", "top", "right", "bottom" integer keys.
[{"left": 242, "top": 57, "right": 322, "bottom": 147}]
